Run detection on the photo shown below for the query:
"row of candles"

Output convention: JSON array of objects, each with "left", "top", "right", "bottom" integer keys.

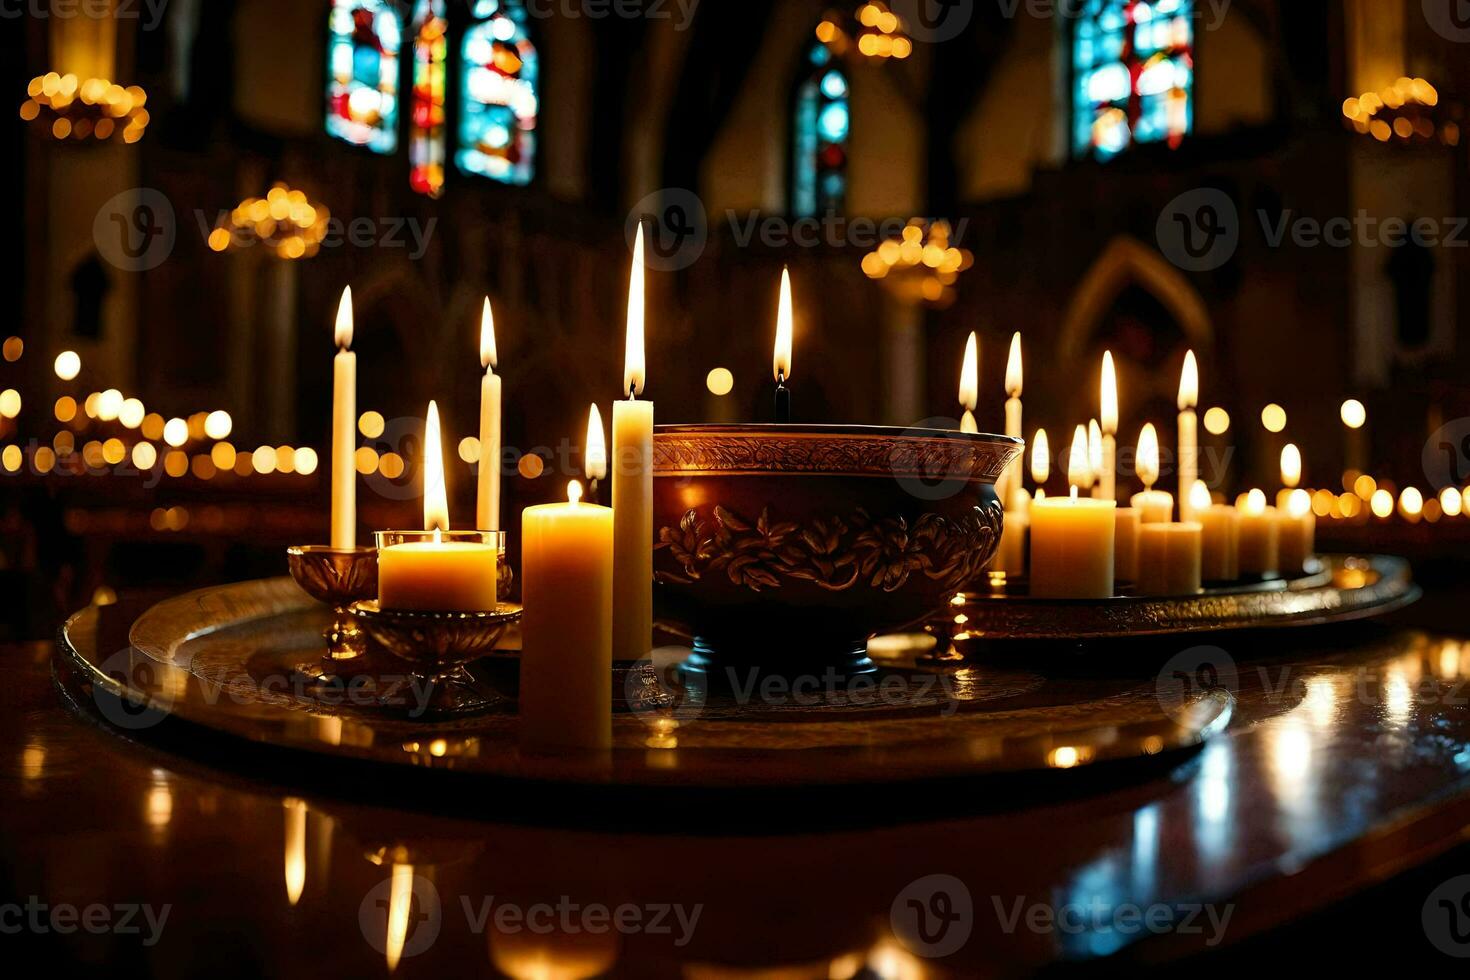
[{"left": 961, "top": 337, "right": 1317, "bottom": 599}]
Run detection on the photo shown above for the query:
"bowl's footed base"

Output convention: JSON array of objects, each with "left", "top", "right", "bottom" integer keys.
[{"left": 683, "top": 633, "right": 877, "bottom": 689}]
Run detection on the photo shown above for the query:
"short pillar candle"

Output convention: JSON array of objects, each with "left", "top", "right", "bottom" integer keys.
[{"left": 1135, "top": 522, "right": 1203, "bottom": 596}]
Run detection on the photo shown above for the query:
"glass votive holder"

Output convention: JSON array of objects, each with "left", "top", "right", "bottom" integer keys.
[{"left": 374, "top": 530, "right": 506, "bottom": 613}]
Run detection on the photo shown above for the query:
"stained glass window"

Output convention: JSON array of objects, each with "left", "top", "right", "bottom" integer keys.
[
  {"left": 791, "top": 39, "right": 849, "bottom": 217},
  {"left": 1073, "top": 0, "right": 1194, "bottom": 160},
  {"left": 458, "top": 0, "right": 539, "bottom": 186},
  {"left": 326, "top": 0, "right": 403, "bottom": 154},
  {"left": 409, "top": 0, "right": 448, "bottom": 197}
]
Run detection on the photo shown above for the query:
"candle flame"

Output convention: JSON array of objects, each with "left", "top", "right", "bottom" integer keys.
[
  {"left": 567, "top": 480, "right": 583, "bottom": 505},
  {"left": 480, "top": 298, "right": 497, "bottom": 371},
  {"left": 424, "top": 401, "right": 448, "bottom": 532},
  {"left": 1280, "top": 443, "right": 1301, "bottom": 488},
  {"left": 1068, "top": 425, "right": 1091, "bottom": 491},
  {"left": 1088, "top": 419, "right": 1103, "bottom": 481},
  {"left": 1137, "top": 423, "right": 1160, "bottom": 490},
  {"left": 773, "top": 265, "right": 793, "bottom": 382},
  {"left": 334, "top": 286, "right": 353, "bottom": 349},
  {"left": 1178, "top": 350, "right": 1199, "bottom": 411},
  {"left": 1031, "top": 428, "right": 1050, "bottom": 485},
  {"left": 1190, "top": 479, "right": 1212, "bottom": 514},
  {"left": 1004, "top": 332, "right": 1022, "bottom": 398},
  {"left": 1287, "top": 488, "right": 1311, "bottom": 518},
  {"left": 1245, "top": 488, "right": 1268, "bottom": 516},
  {"left": 1101, "top": 351, "right": 1118, "bottom": 434},
  {"left": 625, "top": 223, "right": 646, "bottom": 397},
  {"left": 585, "top": 404, "right": 607, "bottom": 481},
  {"left": 958, "top": 331, "right": 978, "bottom": 411}
]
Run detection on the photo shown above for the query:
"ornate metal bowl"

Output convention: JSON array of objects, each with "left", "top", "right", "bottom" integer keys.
[
  {"left": 285, "top": 545, "right": 379, "bottom": 679},
  {"left": 653, "top": 423, "right": 1022, "bottom": 678}
]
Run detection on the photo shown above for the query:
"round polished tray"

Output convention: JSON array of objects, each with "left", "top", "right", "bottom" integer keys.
[
  {"left": 943, "top": 554, "right": 1418, "bottom": 643},
  {"left": 57, "top": 577, "right": 1237, "bottom": 794}
]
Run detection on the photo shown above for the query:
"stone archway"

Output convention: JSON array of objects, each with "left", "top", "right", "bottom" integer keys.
[{"left": 1059, "top": 236, "right": 1213, "bottom": 361}]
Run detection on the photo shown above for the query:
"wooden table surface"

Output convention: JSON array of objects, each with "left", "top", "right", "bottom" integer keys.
[{"left": 5, "top": 588, "right": 1470, "bottom": 976}]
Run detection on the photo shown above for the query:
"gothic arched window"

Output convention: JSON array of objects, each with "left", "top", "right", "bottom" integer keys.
[
  {"left": 1073, "top": 0, "right": 1194, "bottom": 160},
  {"left": 409, "top": 0, "right": 449, "bottom": 197},
  {"left": 790, "top": 37, "right": 849, "bottom": 217},
  {"left": 325, "top": 0, "right": 403, "bottom": 154},
  {"left": 458, "top": 0, "right": 539, "bottom": 186}
]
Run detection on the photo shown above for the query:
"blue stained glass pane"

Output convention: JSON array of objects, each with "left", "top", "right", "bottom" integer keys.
[
  {"left": 1073, "top": 0, "right": 1194, "bottom": 159},
  {"left": 818, "top": 102, "right": 849, "bottom": 142},
  {"left": 821, "top": 71, "right": 847, "bottom": 99},
  {"left": 791, "top": 38, "right": 847, "bottom": 217},
  {"left": 457, "top": 0, "right": 538, "bottom": 185},
  {"left": 325, "top": 0, "right": 403, "bottom": 154}
]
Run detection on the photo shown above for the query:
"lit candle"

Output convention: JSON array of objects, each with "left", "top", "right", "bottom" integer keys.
[
  {"left": 1178, "top": 351, "right": 1198, "bottom": 521},
  {"left": 1276, "top": 488, "right": 1316, "bottom": 576},
  {"left": 1030, "top": 427, "right": 1049, "bottom": 500},
  {"left": 1191, "top": 480, "right": 1240, "bottom": 582},
  {"left": 1100, "top": 351, "right": 1118, "bottom": 501},
  {"left": 1087, "top": 418, "right": 1103, "bottom": 498},
  {"left": 774, "top": 266, "right": 793, "bottom": 424},
  {"left": 958, "top": 331, "right": 978, "bottom": 434},
  {"left": 1237, "top": 488, "right": 1280, "bottom": 577},
  {"left": 585, "top": 403, "right": 607, "bottom": 502},
  {"left": 520, "top": 478, "right": 614, "bottom": 751},
  {"left": 477, "top": 298, "right": 502, "bottom": 531},
  {"left": 612, "top": 225, "right": 654, "bottom": 663},
  {"left": 1000, "top": 332, "right": 1023, "bottom": 501},
  {"left": 377, "top": 402, "right": 499, "bottom": 611},
  {"left": 330, "top": 287, "right": 356, "bottom": 549},
  {"left": 1130, "top": 423, "right": 1175, "bottom": 523},
  {"left": 1029, "top": 425, "right": 1116, "bottom": 599},
  {"left": 1136, "top": 521, "right": 1203, "bottom": 596},
  {"left": 1277, "top": 443, "right": 1302, "bottom": 510}
]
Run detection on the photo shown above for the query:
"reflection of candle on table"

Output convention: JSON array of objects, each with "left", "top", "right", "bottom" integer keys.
[
  {"left": 1136, "top": 521, "right": 1203, "bottom": 596},
  {"left": 1191, "top": 480, "right": 1240, "bottom": 581},
  {"left": 1030, "top": 426, "right": 1115, "bottom": 599},
  {"left": 331, "top": 287, "right": 356, "bottom": 549},
  {"left": 1178, "top": 351, "right": 1198, "bottom": 521},
  {"left": 774, "top": 266, "right": 793, "bottom": 424},
  {"left": 1276, "top": 488, "right": 1316, "bottom": 576},
  {"left": 1100, "top": 351, "right": 1118, "bottom": 501},
  {"left": 477, "top": 298, "right": 502, "bottom": 531},
  {"left": 521, "top": 479, "right": 614, "bottom": 751},
  {"left": 958, "top": 331, "right": 978, "bottom": 434},
  {"left": 612, "top": 225, "right": 654, "bottom": 663},
  {"left": 1130, "top": 423, "right": 1174, "bottom": 523},
  {"left": 378, "top": 402, "right": 499, "bottom": 611},
  {"left": 1237, "top": 489, "right": 1280, "bottom": 577}
]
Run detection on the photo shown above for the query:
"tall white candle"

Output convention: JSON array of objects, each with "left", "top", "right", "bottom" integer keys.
[
  {"left": 330, "top": 287, "right": 356, "bottom": 550},
  {"left": 1178, "top": 351, "right": 1198, "bottom": 521},
  {"left": 1100, "top": 351, "right": 1118, "bottom": 502},
  {"left": 612, "top": 225, "right": 654, "bottom": 663},
  {"left": 958, "top": 331, "right": 978, "bottom": 434},
  {"left": 477, "top": 298, "right": 502, "bottom": 531}
]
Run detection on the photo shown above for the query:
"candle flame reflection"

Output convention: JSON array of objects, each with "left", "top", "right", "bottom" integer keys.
[
  {"left": 584, "top": 405, "right": 606, "bottom": 482},
  {"left": 774, "top": 265, "right": 793, "bottom": 383},
  {"left": 480, "top": 297, "right": 497, "bottom": 371},
  {"left": 1005, "top": 331, "right": 1022, "bottom": 398},
  {"left": 334, "top": 286, "right": 353, "bottom": 349},
  {"left": 1101, "top": 351, "right": 1118, "bottom": 433},
  {"left": 625, "top": 223, "right": 646, "bottom": 397},
  {"left": 424, "top": 401, "right": 449, "bottom": 532},
  {"left": 1137, "top": 423, "right": 1160, "bottom": 489},
  {"left": 284, "top": 798, "right": 307, "bottom": 906},
  {"left": 384, "top": 863, "right": 415, "bottom": 973},
  {"left": 1178, "top": 350, "right": 1198, "bottom": 411}
]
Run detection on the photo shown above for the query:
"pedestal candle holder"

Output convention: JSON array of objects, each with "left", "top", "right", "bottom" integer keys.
[{"left": 285, "top": 545, "right": 379, "bottom": 682}]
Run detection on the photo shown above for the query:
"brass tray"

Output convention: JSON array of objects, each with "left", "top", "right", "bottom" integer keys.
[
  {"left": 944, "top": 554, "right": 1419, "bottom": 643},
  {"left": 57, "top": 578, "right": 1235, "bottom": 791}
]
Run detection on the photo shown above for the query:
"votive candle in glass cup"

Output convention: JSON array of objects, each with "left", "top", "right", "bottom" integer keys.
[{"left": 376, "top": 530, "right": 503, "bottom": 612}]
